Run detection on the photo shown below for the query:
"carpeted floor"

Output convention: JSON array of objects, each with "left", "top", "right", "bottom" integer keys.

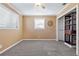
[{"left": 0, "top": 40, "right": 76, "bottom": 56}]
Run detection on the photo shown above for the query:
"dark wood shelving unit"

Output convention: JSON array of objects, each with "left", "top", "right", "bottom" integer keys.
[{"left": 65, "top": 12, "right": 76, "bottom": 46}]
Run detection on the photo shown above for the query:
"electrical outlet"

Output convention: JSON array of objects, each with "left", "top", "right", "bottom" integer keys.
[{"left": 0, "top": 45, "right": 2, "bottom": 49}]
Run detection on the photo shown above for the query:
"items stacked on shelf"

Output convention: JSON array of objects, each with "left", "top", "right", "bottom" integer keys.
[{"left": 65, "top": 12, "right": 76, "bottom": 46}]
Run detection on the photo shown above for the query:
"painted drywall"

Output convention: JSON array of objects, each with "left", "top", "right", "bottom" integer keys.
[
  {"left": 0, "top": 4, "right": 23, "bottom": 52},
  {"left": 23, "top": 16, "right": 56, "bottom": 39},
  {"left": 58, "top": 17, "right": 65, "bottom": 41}
]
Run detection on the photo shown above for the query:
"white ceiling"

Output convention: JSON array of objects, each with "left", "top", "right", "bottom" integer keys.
[{"left": 12, "top": 3, "right": 64, "bottom": 16}]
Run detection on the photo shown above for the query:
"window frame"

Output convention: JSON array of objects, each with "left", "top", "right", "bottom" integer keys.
[{"left": 0, "top": 4, "right": 19, "bottom": 29}]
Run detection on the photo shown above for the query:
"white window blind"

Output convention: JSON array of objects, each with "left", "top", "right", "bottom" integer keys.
[
  {"left": 0, "top": 4, "right": 19, "bottom": 29},
  {"left": 34, "top": 18, "right": 45, "bottom": 29}
]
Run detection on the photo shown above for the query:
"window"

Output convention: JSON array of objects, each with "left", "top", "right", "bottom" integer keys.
[
  {"left": 34, "top": 18, "right": 45, "bottom": 29},
  {"left": 0, "top": 4, "right": 19, "bottom": 29}
]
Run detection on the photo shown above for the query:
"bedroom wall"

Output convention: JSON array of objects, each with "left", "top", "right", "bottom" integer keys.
[
  {"left": 0, "top": 4, "right": 23, "bottom": 52},
  {"left": 23, "top": 16, "right": 56, "bottom": 39}
]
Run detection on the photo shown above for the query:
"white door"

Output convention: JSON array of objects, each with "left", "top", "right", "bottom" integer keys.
[{"left": 58, "top": 17, "right": 64, "bottom": 41}]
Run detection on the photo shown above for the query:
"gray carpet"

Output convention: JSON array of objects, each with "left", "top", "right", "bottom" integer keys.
[{"left": 0, "top": 40, "right": 76, "bottom": 56}]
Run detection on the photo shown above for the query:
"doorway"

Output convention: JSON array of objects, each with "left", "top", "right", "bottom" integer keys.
[{"left": 57, "top": 8, "right": 77, "bottom": 55}]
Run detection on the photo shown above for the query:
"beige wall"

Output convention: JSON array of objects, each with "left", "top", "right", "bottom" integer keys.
[
  {"left": 0, "top": 4, "right": 23, "bottom": 52},
  {"left": 23, "top": 16, "right": 56, "bottom": 39},
  {"left": 0, "top": 29, "right": 20, "bottom": 51}
]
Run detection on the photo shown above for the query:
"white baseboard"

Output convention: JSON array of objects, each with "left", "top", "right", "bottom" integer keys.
[
  {"left": 64, "top": 42, "right": 76, "bottom": 48},
  {"left": 0, "top": 40, "right": 23, "bottom": 54},
  {"left": 23, "top": 39, "right": 56, "bottom": 40}
]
